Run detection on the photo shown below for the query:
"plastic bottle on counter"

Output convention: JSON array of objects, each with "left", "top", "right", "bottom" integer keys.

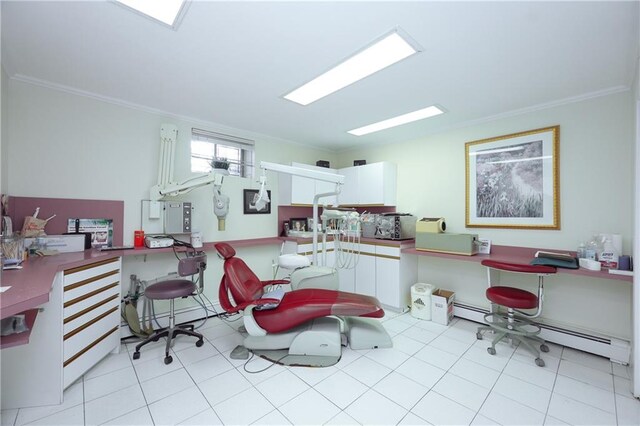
[
  {"left": 598, "top": 237, "right": 619, "bottom": 269},
  {"left": 576, "top": 242, "right": 586, "bottom": 259},
  {"left": 585, "top": 236, "right": 599, "bottom": 261}
]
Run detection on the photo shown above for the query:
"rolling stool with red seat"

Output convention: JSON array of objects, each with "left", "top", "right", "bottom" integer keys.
[
  {"left": 476, "top": 259, "right": 556, "bottom": 367},
  {"left": 133, "top": 253, "right": 207, "bottom": 365}
]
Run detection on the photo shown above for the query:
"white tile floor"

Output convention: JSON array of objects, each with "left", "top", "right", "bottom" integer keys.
[{"left": 2, "top": 313, "right": 639, "bottom": 426}]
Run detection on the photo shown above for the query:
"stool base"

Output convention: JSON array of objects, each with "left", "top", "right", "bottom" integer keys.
[{"left": 477, "top": 311, "right": 549, "bottom": 367}]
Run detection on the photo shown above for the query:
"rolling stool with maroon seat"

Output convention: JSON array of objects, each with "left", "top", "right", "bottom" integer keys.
[
  {"left": 476, "top": 259, "right": 556, "bottom": 367},
  {"left": 133, "top": 253, "right": 207, "bottom": 365}
]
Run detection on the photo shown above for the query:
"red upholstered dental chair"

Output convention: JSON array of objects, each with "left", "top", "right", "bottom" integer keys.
[
  {"left": 215, "top": 243, "right": 391, "bottom": 359},
  {"left": 476, "top": 259, "right": 556, "bottom": 367}
]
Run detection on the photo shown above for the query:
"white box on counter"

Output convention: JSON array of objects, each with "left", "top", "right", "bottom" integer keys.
[{"left": 25, "top": 234, "right": 86, "bottom": 253}]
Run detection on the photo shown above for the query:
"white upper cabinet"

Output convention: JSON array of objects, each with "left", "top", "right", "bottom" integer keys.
[
  {"left": 337, "top": 162, "right": 397, "bottom": 206},
  {"left": 278, "top": 162, "right": 338, "bottom": 206},
  {"left": 337, "top": 166, "right": 359, "bottom": 205}
]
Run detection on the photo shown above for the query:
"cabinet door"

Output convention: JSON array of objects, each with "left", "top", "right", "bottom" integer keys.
[
  {"left": 337, "top": 166, "right": 359, "bottom": 206},
  {"left": 291, "top": 163, "right": 338, "bottom": 205},
  {"left": 355, "top": 253, "right": 376, "bottom": 297},
  {"left": 337, "top": 267, "right": 355, "bottom": 293},
  {"left": 290, "top": 173, "right": 316, "bottom": 205},
  {"left": 356, "top": 162, "right": 397, "bottom": 206},
  {"left": 375, "top": 256, "right": 400, "bottom": 309},
  {"left": 316, "top": 176, "right": 339, "bottom": 207},
  {"left": 358, "top": 163, "right": 384, "bottom": 205}
]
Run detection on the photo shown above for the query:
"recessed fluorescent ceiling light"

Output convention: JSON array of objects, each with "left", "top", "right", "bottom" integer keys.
[
  {"left": 116, "top": 0, "right": 186, "bottom": 27},
  {"left": 284, "top": 30, "right": 420, "bottom": 106},
  {"left": 348, "top": 105, "right": 444, "bottom": 136}
]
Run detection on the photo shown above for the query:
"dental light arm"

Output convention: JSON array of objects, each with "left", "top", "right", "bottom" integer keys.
[
  {"left": 150, "top": 124, "right": 230, "bottom": 230},
  {"left": 257, "top": 161, "right": 345, "bottom": 265},
  {"left": 150, "top": 171, "right": 228, "bottom": 201}
]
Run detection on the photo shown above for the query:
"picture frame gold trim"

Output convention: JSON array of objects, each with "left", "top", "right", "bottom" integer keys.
[{"left": 465, "top": 125, "right": 560, "bottom": 230}]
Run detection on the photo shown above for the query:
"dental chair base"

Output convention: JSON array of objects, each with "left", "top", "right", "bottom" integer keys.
[
  {"left": 244, "top": 317, "right": 341, "bottom": 357},
  {"left": 290, "top": 266, "right": 338, "bottom": 290},
  {"left": 345, "top": 317, "right": 393, "bottom": 350}
]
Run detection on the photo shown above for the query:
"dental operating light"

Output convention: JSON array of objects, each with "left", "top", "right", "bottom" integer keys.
[{"left": 284, "top": 29, "right": 420, "bottom": 106}]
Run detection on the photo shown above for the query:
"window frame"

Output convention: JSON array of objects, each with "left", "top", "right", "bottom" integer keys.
[{"left": 190, "top": 128, "right": 255, "bottom": 178}]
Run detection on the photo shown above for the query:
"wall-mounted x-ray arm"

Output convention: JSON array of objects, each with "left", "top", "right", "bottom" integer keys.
[
  {"left": 150, "top": 124, "right": 230, "bottom": 230},
  {"left": 257, "top": 161, "right": 345, "bottom": 264}
]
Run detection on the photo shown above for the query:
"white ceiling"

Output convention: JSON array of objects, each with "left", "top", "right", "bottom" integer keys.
[{"left": 2, "top": 1, "right": 638, "bottom": 151}]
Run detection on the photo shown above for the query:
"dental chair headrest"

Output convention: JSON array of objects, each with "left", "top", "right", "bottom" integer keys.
[{"left": 214, "top": 242, "right": 236, "bottom": 260}]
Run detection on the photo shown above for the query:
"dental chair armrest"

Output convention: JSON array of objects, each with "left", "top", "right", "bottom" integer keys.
[
  {"left": 253, "top": 298, "right": 282, "bottom": 311},
  {"left": 226, "top": 298, "right": 280, "bottom": 313},
  {"left": 261, "top": 279, "right": 290, "bottom": 287}
]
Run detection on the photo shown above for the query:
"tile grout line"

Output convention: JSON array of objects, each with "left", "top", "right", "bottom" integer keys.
[{"left": 123, "top": 341, "right": 155, "bottom": 426}]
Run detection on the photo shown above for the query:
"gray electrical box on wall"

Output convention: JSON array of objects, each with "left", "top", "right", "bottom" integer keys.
[
  {"left": 165, "top": 201, "right": 192, "bottom": 233},
  {"left": 141, "top": 200, "right": 194, "bottom": 235}
]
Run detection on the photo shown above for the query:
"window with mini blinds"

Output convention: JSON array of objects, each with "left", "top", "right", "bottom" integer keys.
[{"left": 190, "top": 128, "right": 255, "bottom": 178}]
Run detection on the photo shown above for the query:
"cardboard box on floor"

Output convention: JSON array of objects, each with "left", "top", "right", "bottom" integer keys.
[{"left": 431, "top": 289, "right": 455, "bottom": 325}]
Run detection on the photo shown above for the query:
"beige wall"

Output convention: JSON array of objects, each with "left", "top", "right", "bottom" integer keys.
[
  {"left": 4, "top": 79, "right": 336, "bottom": 244},
  {"left": 3, "top": 79, "right": 337, "bottom": 315},
  {"left": 337, "top": 90, "right": 636, "bottom": 338},
  {"left": 337, "top": 90, "right": 635, "bottom": 253}
]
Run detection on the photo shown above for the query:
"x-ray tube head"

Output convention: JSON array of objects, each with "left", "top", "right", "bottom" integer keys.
[{"left": 254, "top": 175, "right": 270, "bottom": 211}]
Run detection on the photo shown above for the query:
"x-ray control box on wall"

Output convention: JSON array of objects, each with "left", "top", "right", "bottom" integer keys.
[{"left": 141, "top": 200, "right": 194, "bottom": 235}]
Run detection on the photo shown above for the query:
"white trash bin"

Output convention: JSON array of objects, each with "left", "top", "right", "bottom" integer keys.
[{"left": 410, "top": 283, "right": 436, "bottom": 320}]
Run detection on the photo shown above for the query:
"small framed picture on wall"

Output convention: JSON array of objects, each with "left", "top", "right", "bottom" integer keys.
[
  {"left": 243, "top": 189, "right": 271, "bottom": 214},
  {"left": 289, "top": 218, "right": 307, "bottom": 232}
]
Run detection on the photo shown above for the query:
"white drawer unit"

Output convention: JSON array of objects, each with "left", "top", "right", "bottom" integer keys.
[
  {"left": 1, "top": 256, "right": 122, "bottom": 410},
  {"left": 62, "top": 257, "right": 121, "bottom": 387}
]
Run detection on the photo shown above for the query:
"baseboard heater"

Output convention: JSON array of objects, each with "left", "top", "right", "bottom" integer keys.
[{"left": 454, "top": 302, "right": 631, "bottom": 365}]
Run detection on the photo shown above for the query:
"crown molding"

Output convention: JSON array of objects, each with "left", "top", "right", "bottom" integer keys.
[
  {"left": 336, "top": 85, "right": 632, "bottom": 153},
  {"left": 453, "top": 85, "right": 631, "bottom": 130},
  {"left": 9, "top": 73, "right": 335, "bottom": 154},
  {"left": 10, "top": 73, "right": 631, "bottom": 156}
]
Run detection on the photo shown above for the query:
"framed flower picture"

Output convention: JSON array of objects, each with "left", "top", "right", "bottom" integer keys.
[{"left": 465, "top": 126, "right": 560, "bottom": 229}]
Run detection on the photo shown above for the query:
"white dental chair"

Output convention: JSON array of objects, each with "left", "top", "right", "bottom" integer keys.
[{"left": 279, "top": 252, "right": 339, "bottom": 290}]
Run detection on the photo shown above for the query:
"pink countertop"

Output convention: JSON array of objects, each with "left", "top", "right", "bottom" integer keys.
[
  {"left": 0, "top": 237, "right": 282, "bottom": 319},
  {"left": 402, "top": 244, "right": 633, "bottom": 283}
]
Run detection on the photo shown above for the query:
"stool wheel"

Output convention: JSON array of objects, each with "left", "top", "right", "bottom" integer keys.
[
  {"left": 164, "top": 355, "right": 173, "bottom": 365},
  {"left": 476, "top": 332, "right": 483, "bottom": 340},
  {"left": 540, "top": 344, "right": 549, "bottom": 353},
  {"left": 196, "top": 339, "right": 204, "bottom": 347},
  {"left": 132, "top": 351, "right": 140, "bottom": 360},
  {"left": 535, "top": 358, "right": 545, "bottom": 367},
  {"left": 487, "top": 347, "right": 496, "bottom": 355}
]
